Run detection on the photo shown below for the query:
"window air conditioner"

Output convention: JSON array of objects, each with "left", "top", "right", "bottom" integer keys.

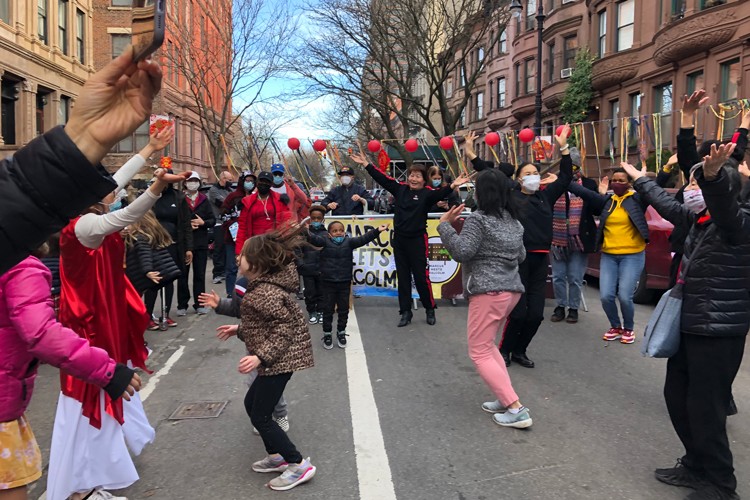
[{"left": 560, "top": 68, "right": 573, "bottom": 78}]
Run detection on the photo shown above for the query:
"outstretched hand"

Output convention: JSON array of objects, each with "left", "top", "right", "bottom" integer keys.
[
  {"left": 216, "top": 324, "right": 238, "bottom": 341},
  {"left": 439, "top": 203, "right": 465, "bottom": 224},
  {"left": 620, "top": 162, "right": 645, "bottom": 180},
  {"left": 703, "top": 142, "right": 736, "bottom": 180},
  {"left": 350, "top": 152, "right": 369, "bottom": 166},
  {"left": 450, "top": 173, "right": 471, "bottom": 189},
  {"left": 199, "top": 290, "right": 221, "bottom": 309},
  {"left": 148, "top": 125, "right": 175, "bottom": 151},
  {"left": 555, "top": 124, "right": 571, "bottom": 149},
  {"left": 598, "top": 176, "right": 610, "bottom": 195},
  {"left": 682, "top": 90, "right": 709, "bottom": 114}
]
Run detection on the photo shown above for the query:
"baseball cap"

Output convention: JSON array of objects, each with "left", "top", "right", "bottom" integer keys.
[
  {"left": 270, "top": 163, "right": 285, "bottom": 174},
  {"left": 338, "top": 166, "right": 354, "bottom": 176},
  {"left": 258, "top": 171, "right": 274, "bottom": 183},
  {"left": 241, "top": 170, "right": 256, "bottom": 181},
  {"left": 187, "top": 171, "right": 201, "bottom": 181}
]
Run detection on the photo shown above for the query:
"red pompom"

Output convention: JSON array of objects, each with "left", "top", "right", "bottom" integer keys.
[
  {"left": 518, "top": 128, "right": 535, "bottom": 143},
  {"left": 485, "top": 132, "right": 500, "bottom": 147},
  {"left": 287, "top": 137, "right": 301, "bottom": 150},
  {"left": 313, "top": 139, "right": 327, "bottom": 152},
  {"left": 367, "top": 140, "right": 381, "bottom": 152},
  {"left": 439, "top": 136, "right": 454, "bottom": 150},
  {"left": 404, "top": 138, "right": 419, "bottom": 153}
]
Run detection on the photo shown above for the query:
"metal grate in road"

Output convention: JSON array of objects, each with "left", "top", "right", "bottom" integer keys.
[{"left": 168, "top": 401, "right": 228, "bottom": 420}]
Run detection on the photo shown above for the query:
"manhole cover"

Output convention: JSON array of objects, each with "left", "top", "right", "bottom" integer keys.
[{"left": 168, "top": 401, "right": 228, "bottom": 420}]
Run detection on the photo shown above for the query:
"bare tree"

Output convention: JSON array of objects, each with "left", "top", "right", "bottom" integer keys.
[
  {"left": 295, "top": 0, "right": 509, "bottom": 157},
  {"left": 168, "top": 0, "right": 298, "bottom": 175}
]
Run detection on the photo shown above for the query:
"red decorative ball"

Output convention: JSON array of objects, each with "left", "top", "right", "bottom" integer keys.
[
  {"left": 555, "top": 125, "right": 570, "bottom": 139},
  {"left": 367, "top": 140, "right": 381, "bottom": 152},
  {"left": 485, "top": 132, "right": 500, "bottom": 147},
  {"left": 518, "top": 128, "right": 535, "bottom": 143},
  {"left": 287, "top": 137, "right": 301, "bottom": 150},
  {"left": 439, "top": 136, "right": 454, "bottom": 150},
  {"left": 404, "top": 138, "right": 419, "bottom": 153},
  {"left": 313, "top": 139, "right": 327, "bottom": 152}
]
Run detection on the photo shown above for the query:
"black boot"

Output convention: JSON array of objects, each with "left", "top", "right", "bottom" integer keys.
[
  {"left": 566, "top": 309, "right": 579, "bottom": 323},
  {"left": 397, "top": 310, "right": 413, "bottom": 327},
  {"left": 425, "top": 308, "right": 436, "bottom": 325},
  {"left": 728, "top": 396, "right": 738, "bottom": 416},
  {"left": 511, "top": 352, "right": 535, "bottom": 368},
  {"left": 550, "top": 306, "right": 565, "bottom": 322}
]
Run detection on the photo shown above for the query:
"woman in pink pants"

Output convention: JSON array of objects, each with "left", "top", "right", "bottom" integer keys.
[{"left": 437, "top": 168, "right": 532, "bottom": 429}]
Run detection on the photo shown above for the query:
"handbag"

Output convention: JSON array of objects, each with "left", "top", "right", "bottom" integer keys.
[{"left": 641, "top": 228, "right": 709, "bottom": 358}]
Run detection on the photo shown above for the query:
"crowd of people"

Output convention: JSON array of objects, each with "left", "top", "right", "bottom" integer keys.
[{"left": 0, "top": 45, "right": 748, "bottom": 500}]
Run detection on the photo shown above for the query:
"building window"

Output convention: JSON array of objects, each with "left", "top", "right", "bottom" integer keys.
[
  {"left": 629, "top": 92, "right": 641, "bottom": 118},
  {"left": 460, "top": 64, "right": 466, "bottom": 87},
  {"left": 655, "top": 83, "right": 673, "bottom": 148},
  {"left": 38, "top": 0, "right": 48, "bottom": 44},
  {"left": 686, "top": 71, "right": 704, "bottom": 95},
  {"left": 499, "top": 30, "right": 507, "bottom": 53},
  {"left": 459, "top": 108, "right": 466, "bottom": 128},
  {"left": 514, "top": 63, "right": 521, "bottom": 98},
  {"left": 1, "top": 79, "right": 18, "bottom": 145},
  {"left": 112, "top": 0, "right": 131, "bottom": 6},
  {"left": 445, "top": 78, "right": 453, "bottom": 98},
  {"left": 720, "top": 58, "right": 740, "bottom": 102},
  {"left": 489, "top": 80, "right": 494, "bottom": 110},
  {"left": 616, "top": 0, "right": 634, "bottom": 52},
  {"left": 476, "top": 92, "right": 484, "bottom": 120},
  {"left": 526, "top": 0, "right": 536, "bottom": 31},
  {"left": 672, "top": 0, "right": 686, "bottom": 19},
  {"left": 75, "top": 9, "right": 84, "bottom": 62},
  {"left": 547, "top": 41, "right": 555, "bottom": 83},
  {"left": 563, "top": 35, "right": 577, "bottom": 70},
  {"left": 58, "top": 0, "right": 68, "bottom": 55},
  {"left": 700, "top": 0, "right": 726, "bottom": 10},
  {"left": 477, "top": 46, "right": 485, "bottom": 67},
  {"left": 114, "top": 120, "right": 149, "bottom": 153},
  {"left": 58, "top": 95, "right": 70, "bottom": 124},
  {"left": 200, "top": 15, "right": 206, "bottom": 49},
  {"left": 524, "top": 59, "right": 535, "bottom": 95},
  {"left": 609, "top": 99, "right": 620, "bottom": 154},
  {"left": 598, "top": 10, "right": 607, "bottom": 57},
  {"left": 111, "top": 34, "right": 131, "bottom": 59},
  {"left": 497, "top": 77, "right": 506, "bottom": 108},
  {"left": 1, "top": 0, "right": 10, "bottom": 24},
  {"left": 36, "top": 91, "right": 50, "bottom": 135}
]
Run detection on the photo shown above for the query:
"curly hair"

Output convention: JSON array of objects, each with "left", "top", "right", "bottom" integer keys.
[{"left": 240, "top": 223, "right": 308, "bottom": 276}]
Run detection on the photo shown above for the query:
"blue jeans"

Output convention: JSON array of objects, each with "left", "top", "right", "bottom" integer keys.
[
  {"left": 599, "top": 251, "right": 645, "bottom": 330},
  {"left": 225, "top": 241, "right": 238, "bottom": 296},
  {"left": 551, "top": 251, "right": 588, "bottom": 310}
]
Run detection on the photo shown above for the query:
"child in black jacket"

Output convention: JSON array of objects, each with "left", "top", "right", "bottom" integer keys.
[
  {"left": 308, "top": 221, "right": 389, "bottom": 349},
  {"left": 298, "top": 205, "right": 328, "bottom": 325}
]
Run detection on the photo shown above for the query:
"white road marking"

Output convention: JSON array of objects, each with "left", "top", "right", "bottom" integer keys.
[
  {"left": 346, "top": 310, "right": 398, "bottom": 500},
  {"left": 141, "top": 345, "right": 186, "bottom": 402}
]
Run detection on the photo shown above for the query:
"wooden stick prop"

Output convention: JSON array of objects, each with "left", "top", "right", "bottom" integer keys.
[
  {"left": 248, "top": 133, "right": 264, "bottom": 171},
  {"left": 272, "top": 138, "right": 310, "bottom": 191},
  {"left": 591, "top": 121, "right": 602, "bottom": 180},
  {"left": 308, "top": 138, "right": 329, "bottom": 178}
]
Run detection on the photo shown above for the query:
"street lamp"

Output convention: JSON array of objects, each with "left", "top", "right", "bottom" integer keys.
[{"left": 509, "top": 0, "right": 546, "bottom": 135}]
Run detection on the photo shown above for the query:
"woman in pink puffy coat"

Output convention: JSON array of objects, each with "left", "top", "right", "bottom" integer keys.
[{"left": 0, "top": 247, "right": 141, "bottom": 500}]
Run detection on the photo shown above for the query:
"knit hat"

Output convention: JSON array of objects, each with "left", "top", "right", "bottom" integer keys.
[{"left": 568, "top": 147, "right": 581, "bottom": 167}]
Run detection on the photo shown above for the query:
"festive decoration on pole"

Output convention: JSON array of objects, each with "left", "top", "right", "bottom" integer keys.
[
  {"left": 160, "top": 156, "right": 172, "bottom": 169},
  {"left": 439, "top": 136, "right": 454, "bottom": 150},
  {"left": 518, "top": 128, "right": 535, "bottom": 143},
  {"left": 367, "top": 140, "right": 381, "bottom": 152},
  {"left": 287, "top": 137, "right": 300, "bottom": 150},
  {"left": 485, "top": 132, "right": 500, "bottom": 147},
  {"left": 313, "top": 139, "right": 327, "bottom": 152},
  {"left": 404, "top": 138, "right": 419, "bottom": 153}
]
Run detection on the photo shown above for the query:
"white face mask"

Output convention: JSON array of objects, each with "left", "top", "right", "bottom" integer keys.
[
  {"left": 683, "top": 189, "right": 707, "bottom": 214},
  {"left": 521, "top": 174, "right": 541, "bottom": 193},
  {"left": 185, "top": 181, "right": 200, "bottom": 192},
  {"left": 340, "top": 176, "right": 353, "bottom": 186}
]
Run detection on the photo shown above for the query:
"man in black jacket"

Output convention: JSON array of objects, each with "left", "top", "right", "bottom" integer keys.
[
  {"left": 322, "top": 166, "right": 373, "bottom": 216},
  {"left": 0, "top": 47, "right": 165, "bottom": 276},
  {"left": 207, "top": 171, "right": 234, "bottom": 284}
]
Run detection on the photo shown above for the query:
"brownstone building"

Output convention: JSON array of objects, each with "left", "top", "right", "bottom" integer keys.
[{"left": 450, "top": 0, "right": 750, "bottom": 171}]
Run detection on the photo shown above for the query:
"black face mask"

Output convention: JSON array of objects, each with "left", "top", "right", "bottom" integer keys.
[{"left": 257, "top": 184, "right": 271, "bottom": 195}]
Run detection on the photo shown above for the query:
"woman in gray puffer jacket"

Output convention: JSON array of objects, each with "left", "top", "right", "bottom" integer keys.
[{"left": 437, "top": 168, "right": 532, "bottom": 429}]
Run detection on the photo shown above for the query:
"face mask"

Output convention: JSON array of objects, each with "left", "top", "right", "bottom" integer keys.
[
  {"left": 431, "top": 179, "right": 442, "bottom": 188},
  {"left": 683, "top": 189, "right": 707, "bottom": 214},
  {"left": 185, "top": 181, "right": 200, "bottom": 192},
  {"left": 610, "top": 183, "right": 630, "bottom": 197},
  {"left": 521, "top": 174, "right": 541, "bottom": 193},
  {"left": 109, "top": 200, "right": 122, "bottom": 212},
  {"left": 340, "top": 176, "right": 353, "bottom": 186},
  {"left": 332, "top": 236, "right": 345, "bottom": 244},
  {"left": 272, "top": 175, "right": 284, "bottom": 186},
  {"left": 257, "top": 184, "right": 271, "bottom": 195},
  {"left": 244, "top": 181, "right": 255, "bottom": 191}
]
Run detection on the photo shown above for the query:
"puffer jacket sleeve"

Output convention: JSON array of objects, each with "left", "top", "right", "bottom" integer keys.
[
  {"left": 349, "top": 228, "right": 380, "bottom": 249},
  {"left": 4, "top": 258, "right": 117, "bottom": 388},
  {"left": 633, "top": 177, "right": 694, "bottom": 229},
  {"left": 437, "top": 216, "right": 481, "bottom": 262},
  {"left": 252, "top": 291, "right": 295, "bottom": 367},
  {"left": 0, "top": 126, "right": 117, "bottom": 275}
]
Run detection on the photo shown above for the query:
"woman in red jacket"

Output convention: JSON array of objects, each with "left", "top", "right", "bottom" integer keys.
[{"left": 235, "top": 172, "right": 292, "bottom": 254}]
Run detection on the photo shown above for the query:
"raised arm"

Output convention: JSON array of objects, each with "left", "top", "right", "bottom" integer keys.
[
  {"left": 620, "top": 162, "right": 692, "bottom": 228},
  {"left": 113, "top": 126, "right": 174, "bottom": 191},
  {"left": 677, "top": 90, "right": 709, "bottom": 178},
  {"left": 568, "top": 181, "right": 607, "bottom": 215},
  {"left": 350, "top": 226, "right": 386, "bottom": 249},
  {"left": 427, "top": 173, "right": 471, "bottom": 204},
  {"left": 541, "top": 125, "right": 574, "bottom": 204}
]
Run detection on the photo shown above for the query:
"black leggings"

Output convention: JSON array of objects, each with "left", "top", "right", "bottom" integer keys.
[
  {"left": 144, "top": 244, "right": 181, "bottom": 318},
  {"left": 244, "top": 372, "right": 302, "bottom": 464},
  {"left": 500, "top": 252, "right": 548, "bottom": 356},
  {"left": 392, "top": 233, "right": 435, "bottom": 313}
]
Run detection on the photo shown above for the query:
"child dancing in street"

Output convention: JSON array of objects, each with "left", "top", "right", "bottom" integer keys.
[
  {"left": 308, "top": 221, "right": 389, "bottom": 349},
  {"left": 298, "top": 205, "right": 327, "bottom": 325},
  {"left": 214, "top": 227, "right": 316, "bottom": 492}
]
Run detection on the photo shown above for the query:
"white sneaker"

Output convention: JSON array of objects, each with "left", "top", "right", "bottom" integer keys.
[
  {"left": 176, "top": 308, "right": 187, "bottom": 317},
  {"left": 84, "top": 490, "right": 127, "bottom": 500},
  {"left": 481, "top": 400, "right": 507, "bottom": 414},
  {"left": 273, "top": 415, "right": 290, "bottom": 432},
  {"left": 252, "top": 426, "right": 260, "bottom": 435}
]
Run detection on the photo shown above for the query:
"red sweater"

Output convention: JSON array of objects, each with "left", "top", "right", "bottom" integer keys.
[{"left": 235, "top": 191, "right": 292, "bottom": 254}]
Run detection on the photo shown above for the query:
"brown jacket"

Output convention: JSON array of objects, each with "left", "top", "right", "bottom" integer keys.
[{"left": 238, "top": 263, "right": 314, "bottom": 376}]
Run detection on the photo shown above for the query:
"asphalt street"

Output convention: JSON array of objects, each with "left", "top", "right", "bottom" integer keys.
[{"left": 25, "top": 280, "right": 750, "bottom": 500}]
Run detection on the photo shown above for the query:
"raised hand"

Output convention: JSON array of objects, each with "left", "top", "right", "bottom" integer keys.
[
  {"left": 439, "top": 203, "right": 465, "bottom": 224},
  {"left": 703, "top": 142, "right": 736, "bottom": 180},
  {"left": 682, "top": 90, "right": 709, "bottom": 114},
  {"left": 198, "top": 290, "right": 221, "bottom": 309},
  {"left": 599, "top": 176, "right": 610, "bottom": 195},
  {"left": 620, "top": 162, "right": 645, "bottom": 180},
  {"left": 350, "top": 152, "right": 369, "bottom": 166},
  {"left": 147, "top": 125, "right": 174, "bottom": 152},
  {"left": 741, "top": 108, "right": 750, "bottom": 130},
  {"left": 154, "top": 168, "right": 190, "bottom": 185},
  {"left": 555, "top": 124, "right": 571, "bottom": 148},
  {"left": 541, "top": 173, "right": 558, "bottom": 185},
  {"left": 450, "top": 173, "right": 471, "bottom": 189},
  {"left": 216, "top": 324, "right": 238, "bottom": 341},
  {"left": 464, "top": 131, "right": 478, "bottom": 152},
  {"left": 739, "top": 161, "right": 750, "bottom": 179}
]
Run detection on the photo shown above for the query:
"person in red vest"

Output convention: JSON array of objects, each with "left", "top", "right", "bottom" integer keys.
[{"left": 235, "top": 172, "right": 292, "bottom": 254}]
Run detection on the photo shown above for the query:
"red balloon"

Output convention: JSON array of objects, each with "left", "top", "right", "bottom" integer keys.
[
  {"left": 555, "top": 125, "right": 570, "bottom": 138},
  {"left": 404, "top": 138, "right": 419, "bottom": 153},
  {"left": 518, "top": 128, "right": 535, "bottom": 143},
  {"left": 368, "top": 140, "right": 381, "bottom": 152},
  {"left": 287, "top": 137, "right": 300, "bottom": 150},
  {"left": 439, "top": 136, "right": 454, "bottom": 150},
  {"left": 313, "top": 139, "right": 327, "bottom": 152},
  {"left": 485, "top": 132, "right": 500, "bottom": 147}
]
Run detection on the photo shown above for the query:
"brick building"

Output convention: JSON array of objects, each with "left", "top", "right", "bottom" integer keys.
[
  {"left": 0, "top": 0, "right": 95, "bottom": 154},
  {"left": 92, "top": 0, "right": 231, "bottom": 182},
  {"left": 449, "top": 0, "right": 750, "bottom": 172}
]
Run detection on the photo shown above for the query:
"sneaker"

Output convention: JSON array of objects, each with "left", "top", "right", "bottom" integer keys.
[
  {"left": 252, "top": 455, "right": 289, "bottom": 473},
  {"left": 550, "top": 306, "right": 566, "bottom": 322},
  {"left": 566, "top": 309, "right": 578, "bottom": 323},
  {"left": 317, "top": 312, "right": 323, "bottom": 324},
  {"left": 296, "top": 292, "right": 305, "bottom": 300},
  {"left": 603, "top": 327, "right": 622, "bottom": 341},
  {"left": 655, "top": 459, "right": 708, "bottom": 489},
  {"left": 212, "top": 276, "right": 223, "bottom": 284},
  {"left": 176, "top": 308, "right": 188, "bottom": 317},
  {"left": 322, "top": 333, "right": 333, "bottom": 350},
  {"left": 267, "top": 458, "right": 316, "bottom": 491},
  {"left": 196, "top": 307, "right": 210, "bottom": 315},
  {"left": 481, "top": 400, "right": 507, "bottom": 414},
  {"left": 83, "top": 490, "right": 127, "bottom": 500},
  {"left": 620, "top": 329, "right": 635, "bottom": 344},
  {"left": 337, "top": 331, "right": 348, "bottom": 348},
  {"left": 166, "top": 317, "right": 177, "bottom": 327},
  {"left": 685, "top": 484, "right": 739, "bottom": 500},
  {"left": 309, "top": 313, "right": 319, "bottom": 325},
  {"left": 252, "top": 426, "right": 259, "bottom": 435},
  {"left": 492, "top": 407, "right": 533, "bottom": 429},
  {"left": 147, "top": 320, "right": 159, "bottom": 331},
  {"left": 273, "top": 415, "right": 290, "bottom": 432}
]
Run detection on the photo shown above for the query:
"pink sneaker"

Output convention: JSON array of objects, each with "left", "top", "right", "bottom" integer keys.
[
  {"left": 603, "top": 327, "right": 623, "bottom": 341},
  {"left": 620, "top": 329, "right": 636, "bottom": 344}
]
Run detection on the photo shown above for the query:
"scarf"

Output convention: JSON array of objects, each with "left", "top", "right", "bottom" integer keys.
[{"left": 552, "top": 180, "right": 585, "bottom": 259}]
